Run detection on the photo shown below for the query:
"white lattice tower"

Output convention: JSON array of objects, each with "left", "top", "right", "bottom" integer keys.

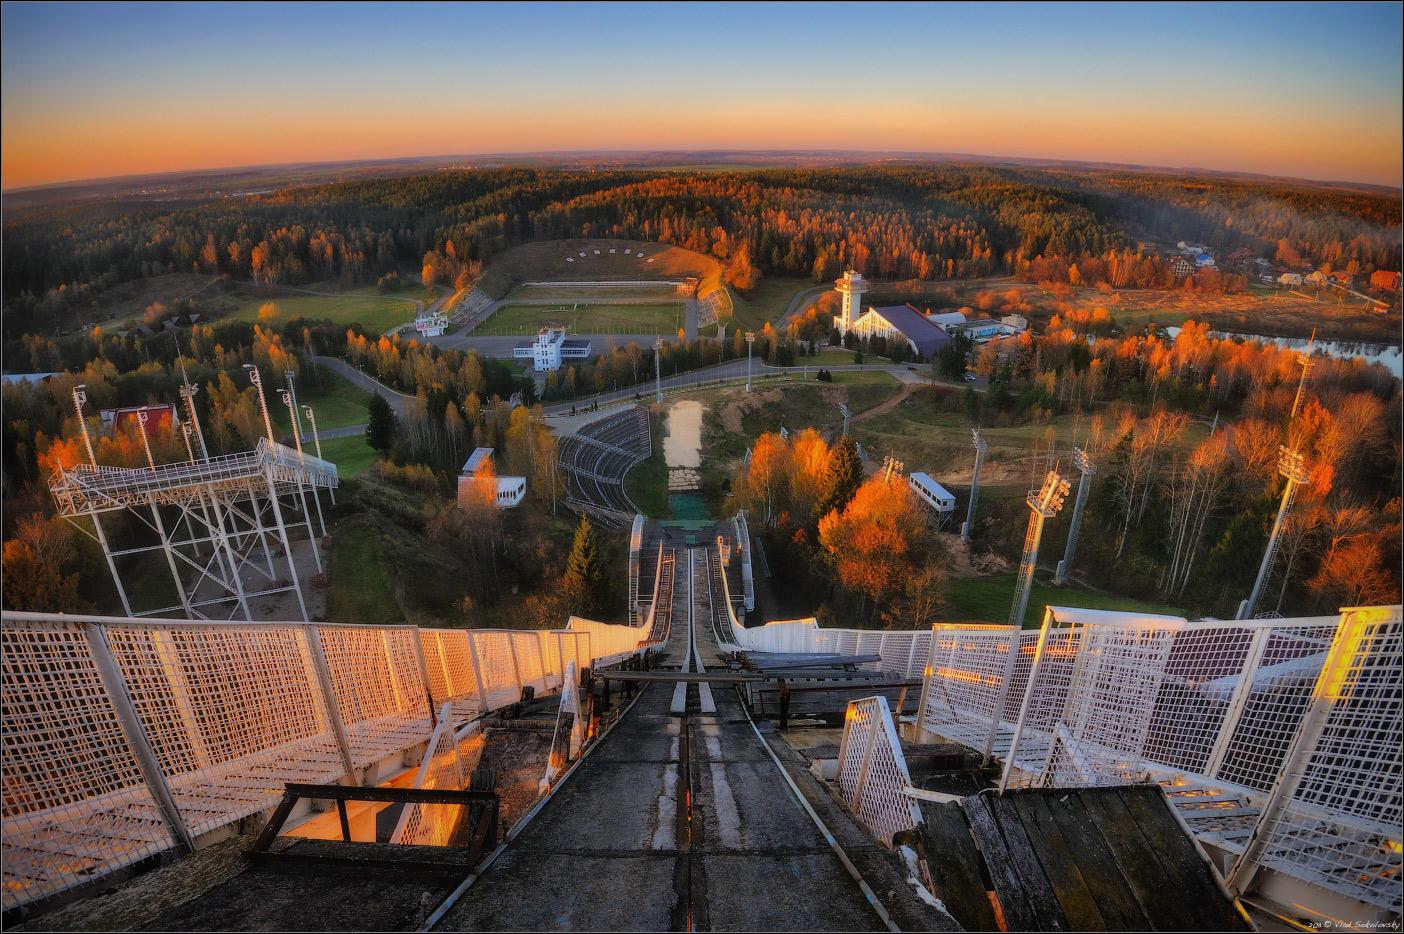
[
  {"left": 1008, "top": 470, "right": 1071, "bottom": 628},
  {"left": 1239, "top": 446, "right": 1310, "bottom": 620},
  {"left": 1054, "top": 448, "right": 1098, "bottom": 585},
  {"left": 49, "top": 437, "right": 337, "bottom": 622},
  {"left": 961, "top": 429, "right": 988, "bottom": 542}
]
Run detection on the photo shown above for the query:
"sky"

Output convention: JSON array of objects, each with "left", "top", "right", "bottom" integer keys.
[{"left": 2, "top": 1, "right": 1401, "bottom": 190}]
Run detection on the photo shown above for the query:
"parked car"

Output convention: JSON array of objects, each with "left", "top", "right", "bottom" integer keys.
[{"left": 963, "top": 373, "right": 977, "bottom": 382}]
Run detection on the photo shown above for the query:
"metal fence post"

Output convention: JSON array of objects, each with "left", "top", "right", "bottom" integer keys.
[
  {"left": 464, "top": 631, "right": 491, "bottom": 713},
  {"left": 1225, "top": 608, "right": 1368, "bottom": 896},
  {"left": 302, "top": 624, "right": 358, "bottom": 782},
  {"left": 998, "top": 613, "right": 1059, "bottom": 794},
  {"left": 505, "top": 632, "right": 524, "bottom": 698},
  {"left": 411, "top": 630, "right": 439, "bottom": 727},
  {"left": 86, "top": 624, "right": 195, "bottom": 853},
  {"left": 531, "top": 633, "right": 549, "bottom": 695}
]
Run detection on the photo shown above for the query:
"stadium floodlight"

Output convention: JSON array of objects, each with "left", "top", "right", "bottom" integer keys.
[
  {"left": 243, "top": 364, "right": 276, "bottom": 444},
  {"left": 653, "top": 338, "right": 665, "bottom": 403},
  {"left": 72, "top": 384, "right": 97, "bottom": 468},
  {"left": 745, "top": 332, "right": 756, "bottom": 392},
  {"left": 961, "top": 429, "right": 988, "bottom": 542},
  {"left": 1054, "top": 447, "right": 1098, "bottom": 585},
  {"left": 839, "top": 403, "right": 851, "bottom": 437},
  {"left": 1238, "top": 446, "right": 1311, "bottom": 619}
]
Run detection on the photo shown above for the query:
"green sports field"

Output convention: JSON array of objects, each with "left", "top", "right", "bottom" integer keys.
[{"left": 475, "top": 302, "right": 685, "bottom": 336}]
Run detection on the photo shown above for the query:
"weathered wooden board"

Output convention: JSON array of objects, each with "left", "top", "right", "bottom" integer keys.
[
  {"left": 1117, "top": 786, "right": 1252, "bottom": 931},
  {"left": 1040, "top": 791, "right": 1153, "bottom": 931},
  {"left": 959, "top": 795, "right": 1041, "bottom": 932},
  {"left": 916, "top": 800, "right": 1000, "bottom": 932},
  {"left": 985, "top": 793, "right": 1071, "bottom": 931},
  {"left": 1077, "top": 788, "right": 1203, "bottom": 931},
  {"left": 1011, "top": 792, "right": 1109, "bottom": 930}
]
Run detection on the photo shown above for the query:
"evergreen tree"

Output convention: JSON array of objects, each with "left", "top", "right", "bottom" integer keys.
[
  {"left": 366, "top": 393, "right": 399, "bottom": 452},
  {"left": 519, "top": 375, "right": 539, "bottom": 407},
  {"left": 816, "top": 434, "right": 863, "bottom": 521},
  {"left": 564, "top": 516, "right": 605, "bottom": 617}
]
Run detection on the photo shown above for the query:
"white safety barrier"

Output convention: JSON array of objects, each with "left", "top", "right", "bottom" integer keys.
[
  {"left": 0, "top": 611, "right": 620, "bottom": 913},
  {"left": 542, "top": 660, "right": 584, "bottom": 789},
  {"left": 912, "top": 604, "right": 1401, "bottom": 915},
  {"left": 835, "top": 696, "right": 921, "bottom": 845},
  {"left": 393, "top": 703, "right": 466, "bottom": 847},
  {"left": 566, "top": 616, "right": 651, "bottom": 666}
]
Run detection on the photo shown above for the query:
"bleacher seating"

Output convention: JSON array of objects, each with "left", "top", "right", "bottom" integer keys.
[{"left": 557, "top": 406, "right": 652, "bottom": 528}]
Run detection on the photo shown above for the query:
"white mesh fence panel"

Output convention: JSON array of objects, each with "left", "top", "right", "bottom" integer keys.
[
  {"left": 2, "top": 621, "right": 178, "bottom": 912},
  {"left": 316, "top": 625, "right": 432, "bottom": 769},
  {"left": 467, "top": 631, "right": 522, "bottom": 711},
  {"left": 393, "top": 704, "right": 465, "bottom": 848},
  {"left": 920, "top": 625, "right": 1016, "bottom": 751},
  {"left": 835, "top": 696, "right": 922, "bottom": 845},
  {"left": 510, "top": 632, "right": 546, "bottom": 694},
  {"left": 1212, "top": 623, "right": 1335, "bottom": 790},
  {"left": 1246, "top": 607, "right": 1402, "bottom": 911},
  {"left": 417, "top": 629, "right": 482, "bottom": 727},
  {"left": 100, "top": 623, "right": 345, "bottom": 836},
  {"left": 543, "top": 661, "right": 583, "bottom": 788}
]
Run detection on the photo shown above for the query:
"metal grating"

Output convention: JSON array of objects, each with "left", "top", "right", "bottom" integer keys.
[
  {"left": 317, "top": 626, "right": 432, "bottom": 769},
  {"left": 393, "top": 704, "right": 466, "bottom": 848}
]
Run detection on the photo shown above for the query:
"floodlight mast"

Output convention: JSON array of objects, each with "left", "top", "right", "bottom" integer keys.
[
  {"left": 1054, "top": 447, "right": 1098, "bottom": 585},
  {"left": 1238, "top": 446, "right": 1310, "bottom": 619},
  {"left": 1008, "top": 470, "right": 1071, "bottom": 628},
  {"left": 839, "top": 403, "right": 852, "bottom": 437},
  {"left": 745, "top": 332, "right": 756, "bottom": 392},
  {"left": 72, "top": 385, "right": 97, "bottom": 468},
  {"left": 653, "top": 339, "right": 665, "bottom": 403},
  {"left": 243, "top": 364, "right": 275, "bottom": 444},
  {"left": 960, "top": 429, "right": 988, "bottom": 542},
  {"left": 136, "top": 411, "right": 157, "bottom": 472}
]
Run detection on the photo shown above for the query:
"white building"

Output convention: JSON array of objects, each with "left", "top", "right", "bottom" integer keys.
[
  {"left": 1279, "top": 273, "right": 1303, "bottom": 287},
  {"left": 926, "top": 310, "right": 969, "bottom": 332},
  {"left": 832, "top": 271, "right": 950, "bottom": 359},
  {"left": 513, "top": 328, "right": 592, "bottom": 372},
  {"left": 414, "top": 311, "right": 448, "bottom": 338},
  {"left": 1001, "top": 313, "right": 1029, "bottom": 332},
  {"left": 909, "top": 472, "right": 956, "bottom": 517},
  {"left": 457, "top": 447, "right": 526, "bottom": 508}
]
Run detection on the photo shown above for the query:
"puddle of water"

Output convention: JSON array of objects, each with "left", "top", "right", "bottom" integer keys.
[{"left": 664, "top": 401, "right": 703, "bottom": 468}]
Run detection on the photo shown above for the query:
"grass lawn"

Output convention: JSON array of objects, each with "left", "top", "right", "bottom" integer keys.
[
  {"left": 317, "top": 435, "right": 378, "bottom": 478},
  {"left": 231, "top": 293, "right": 417, "bottom": 335},
  {"left": 325, "top": 520, "right": 403, "bottom": 624},
  {"left": 727, "top": 276, "right": 823, "bottom": 330},
  {"left": 473, "top": 238, "right": 723, "bottom": 300},
  {"left": 271, "top": 366, "right": 373, "bottom": 433},
  {"left": 622, "top": 410, "right": 670, "bottom": 519},
  {"left": 508, "top": 284, "right": 681, "bottom": 301},
  {"left": 1110, "top": 307, "right": 1191, "bottom": 326},
  {"left": 476, "top": 302, "right": 685, "bottom": 336},
  {"left": 946, "top": 573, "right": 1185, "bottom": 628}
]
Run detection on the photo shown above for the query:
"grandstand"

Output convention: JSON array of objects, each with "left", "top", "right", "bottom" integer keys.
[
  {"left": 557, "top": 405, "right": 651, "bottom": 528},
  {"left": 696, "top": 287, "right": 728, "bottom": 328},
  {"left": 451, "top": 288, "right": 495, "bottom": 330}
]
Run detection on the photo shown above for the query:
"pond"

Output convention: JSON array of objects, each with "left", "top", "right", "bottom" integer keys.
[{"left": 1164, "top": 327, "right": 1402, "bottom": 379}]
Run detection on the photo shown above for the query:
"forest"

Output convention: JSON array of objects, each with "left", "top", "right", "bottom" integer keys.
[{"left": 4, "top": 165, "right": 1399, "bottom": 339}]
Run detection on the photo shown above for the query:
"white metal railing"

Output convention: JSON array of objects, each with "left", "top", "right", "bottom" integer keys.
[
  {"left": 0, "top": 611, "right": 623, "bottom": 913},
  {"left": 566, "top": 616, "right": 651, "bottom": 666},
  {"left": 912, "top": 604, "right": 1402, "bottom": 915},
  {"left": 835, "top": 696, "right": 921, "bottom": 845}
]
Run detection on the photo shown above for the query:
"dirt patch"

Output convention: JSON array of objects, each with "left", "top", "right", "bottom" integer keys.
[{"left": 939, "top": 533, "right": 1012, "bottom": 578}]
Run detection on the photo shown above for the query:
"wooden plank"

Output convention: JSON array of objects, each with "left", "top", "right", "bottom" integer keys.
[
  {"left": 1041, "top": 791, "right": 1153, "bottom": 932},
  {"left": 1117, "top": 786, "right": 1252, "bottom": 932},
  {"left": 1011, "top": 793, "right": 1109, "bottom": 931},
  {"left": 1076, "top": 788, "right": 1201, "bottom": 931},
  {"left": 916, "top": 801, "right": 1000, "bottom": 932},
  {"left": 960, "top": 795, "right": 1041, "bottom": 933},
  {"left": 986, "top": 794, "right": 1071, "bottom": 931}
]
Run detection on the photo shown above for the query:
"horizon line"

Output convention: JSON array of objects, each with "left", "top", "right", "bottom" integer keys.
[{"left": 5, "top": 148, "right": 1401, "bottom": 196}]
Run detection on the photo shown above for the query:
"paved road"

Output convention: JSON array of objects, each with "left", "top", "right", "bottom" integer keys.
[{"left": 313, "top": 356, "right": 412, "bottom": 420}]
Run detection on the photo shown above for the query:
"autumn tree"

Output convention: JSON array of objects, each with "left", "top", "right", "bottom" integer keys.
[
  {"left": 817, "top": 476, "right": 927, "bottom": 624},
  {"left": 1, "top": 513, "right": 87, "bottom": 612}
]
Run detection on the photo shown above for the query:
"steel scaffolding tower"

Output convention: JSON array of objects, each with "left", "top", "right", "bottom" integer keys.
[
  {"left": 52, "top": 383, "right": 339, "bottom": 622},
  {"left": 1054, "top": 447, "right": 1098, "bottom": 585},
  {"left": 960, "top": 429, "right": 988, "bottom": 542}
]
